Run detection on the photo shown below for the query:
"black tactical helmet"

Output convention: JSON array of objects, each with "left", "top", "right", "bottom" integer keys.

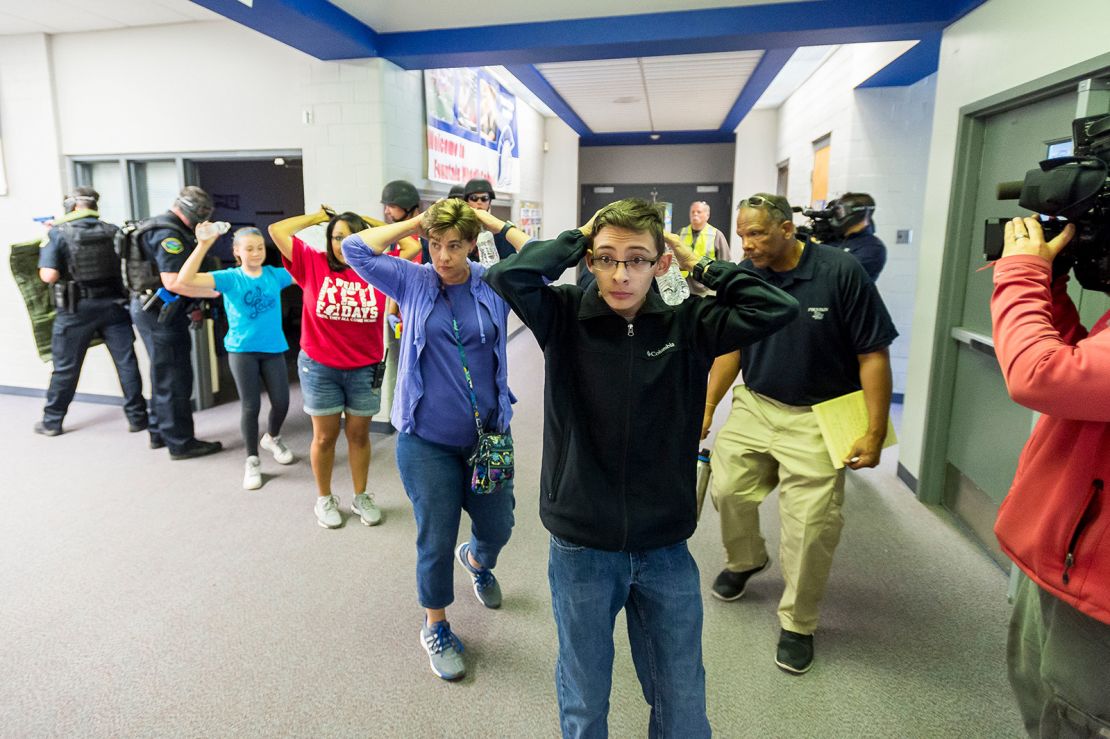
[
  {"left": 447, "top": 185, "right": 465, "bottom": 199},
  {"left": 381, "top": 180, "right": 420, "bottom": 210},
  {"left": 175, "top": 186, "right": 214, "bottom": 225},
  {"left": 463, "top": 178, "right": 495, "bottom": 199}
]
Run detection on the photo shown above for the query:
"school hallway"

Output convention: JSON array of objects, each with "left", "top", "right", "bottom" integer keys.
[{"left": 0, "top": 332, "right": 1023, "bottom": 737}]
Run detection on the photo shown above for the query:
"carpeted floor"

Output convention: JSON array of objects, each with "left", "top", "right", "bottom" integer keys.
[{"left": 0, "top": 335, "right": 1023, "bottom": 738}]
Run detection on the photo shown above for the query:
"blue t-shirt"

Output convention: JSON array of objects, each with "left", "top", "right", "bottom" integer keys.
[
  {"left": 413, "top": 282, "right": 500, "bottom": 447},
  {"left": 211, "top": 265, "right": 293, "bottom": 353}
]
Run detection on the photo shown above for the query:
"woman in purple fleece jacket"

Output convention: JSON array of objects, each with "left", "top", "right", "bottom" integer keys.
[{"left": 342, "top": 198, "right": 529, "bottom": 683}]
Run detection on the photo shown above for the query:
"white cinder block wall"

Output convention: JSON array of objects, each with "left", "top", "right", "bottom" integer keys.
[
  {"left": 767, "top": 41, "right": 932, "bottom": 396},
  {"left": 0, "top": 21, "right": 557, "bottom": 398}
]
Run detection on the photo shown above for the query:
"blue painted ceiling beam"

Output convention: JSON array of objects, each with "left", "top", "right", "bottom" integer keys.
[
  {"left": 503, "top": 65, "right": 591, "bottom": 137},
  {"left": 192, "top": 0, "right": 987, "bottom": 68},
  {"left": 581, "top": 131, "right": 737, "bottom": 147},
  {"left": 190, "top": 0, "right": 378, "bottom": 60},
  {"left": 720, "top": 47, "right": 796, "bottom": 133},
  {"left": 857, "top": 32, "right": 942, "bottom": 88}
]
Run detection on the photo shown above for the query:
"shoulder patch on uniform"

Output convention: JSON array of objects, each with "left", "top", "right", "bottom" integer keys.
[{"left": 161, "top": 237, "right": 184, "bottom": 255}]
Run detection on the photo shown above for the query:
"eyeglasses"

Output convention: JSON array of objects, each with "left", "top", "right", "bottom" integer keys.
[
  {"left": 466, "top": 194, "right": 491, "bottom": 203},
  {"left": 739, "top": 195, "right": 789, "bottom": 221},
  {"left": 591, "top": 255, "right": 658, "bottom": 273}
]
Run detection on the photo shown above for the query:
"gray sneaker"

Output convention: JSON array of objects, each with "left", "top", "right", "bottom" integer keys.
[
  {"left": 351, "top": 492, "right": 382, "bottom": 526},
  {"left": 456, "top": 541, "right": 502, "bottom": 609},
  {"left": 314, "top": 495, "right": 342, "bottom": 529},
  {"left": 420, "top": 619, "right": 466, "bottom": 681}
]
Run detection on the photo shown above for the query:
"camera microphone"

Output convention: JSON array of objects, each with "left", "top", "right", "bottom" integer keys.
[{"left": 996, "top": 180, "right": 1024, "bottom": 200}]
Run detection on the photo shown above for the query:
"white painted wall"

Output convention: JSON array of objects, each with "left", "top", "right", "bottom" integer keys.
[
  {"left": 731, "top": 108, "right": 780, "bottom": 252},
  {"left": 0, "top": 21, "right": 559, "bottom": 399},
  {"left": 579, "top": 143, "right": 735, "bottom": 184},
  {"left": 900, "top": 0, "right": 1110, "bottom": 477},
  {"left": 0, "top": 34, "right": 67, "bottom": 390},
  {"left": 542, "top": 118, "right": 581, "bottom": 238}
]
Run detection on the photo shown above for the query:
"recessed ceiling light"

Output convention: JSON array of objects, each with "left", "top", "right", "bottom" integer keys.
[{"left": 273, "top": 157, "right": 285, "bottom": 166}]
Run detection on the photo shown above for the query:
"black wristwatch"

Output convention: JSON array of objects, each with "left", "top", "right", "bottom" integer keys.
[
  {"left": 692, "top": 256, "right": 713, "bottom": 283},
  {"left": 499, "top": 220, "right": 517, "bottom": 236}
]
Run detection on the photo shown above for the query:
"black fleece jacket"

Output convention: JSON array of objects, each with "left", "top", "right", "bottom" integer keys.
[{"left": 485, "top": 230, "right": 799, "bottom": 551}]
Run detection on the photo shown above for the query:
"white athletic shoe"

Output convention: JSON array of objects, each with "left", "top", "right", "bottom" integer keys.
[
  {"left": 243, "top": 456, "right": 262, "bottom": 490},
  {"left": 260, "top": 433, "right": 294, "bottom": 465},
  {"left": 314, "top": 495, "right": 342, "bottom": 528}
]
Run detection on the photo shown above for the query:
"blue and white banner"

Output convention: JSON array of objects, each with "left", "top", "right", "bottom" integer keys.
[{"left": 424, "top": 68, "right": 520, "bottom": 193}]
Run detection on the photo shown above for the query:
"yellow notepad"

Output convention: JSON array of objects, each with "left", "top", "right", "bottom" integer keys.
[{"left": 810, "top": 390, "right": 897, "bottom": 469}]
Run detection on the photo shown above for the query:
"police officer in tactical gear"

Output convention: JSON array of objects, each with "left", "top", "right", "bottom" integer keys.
[
  {"left": 462, "top": 177, "right": 518, "bottom": 262},
  {"left": 35, "top": 187, "right": 148, "bottom": 436},
  {"left": 129, "top": 185, "right": 222, "bottom": 459}
]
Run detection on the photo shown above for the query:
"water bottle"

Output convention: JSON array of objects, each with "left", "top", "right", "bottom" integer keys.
[
  {"left": 656, "top": 247, "right": 690, "bottom": 305},
  {"left": 196, "top": 221, "right": 231, "bottom": 240},
  {"left": 696, "top": 448, "right": 712, "bottom": 519},
  {"left": 476, "top": 231, "right": 499, "bottom": 267}
]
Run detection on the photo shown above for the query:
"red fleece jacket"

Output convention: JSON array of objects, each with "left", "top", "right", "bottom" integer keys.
[{"left": 991, "top": 255, "right": 1110, "bottom": 625}]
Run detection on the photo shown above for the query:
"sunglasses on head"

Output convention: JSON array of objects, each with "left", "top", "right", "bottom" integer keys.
[{"left": 739, "top": 195, "right": 789, "bottom": 221}]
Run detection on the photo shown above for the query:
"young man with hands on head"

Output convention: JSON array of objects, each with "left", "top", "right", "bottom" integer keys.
[{"left": 485, "top": 198, "right": 798, "bottom": 738}]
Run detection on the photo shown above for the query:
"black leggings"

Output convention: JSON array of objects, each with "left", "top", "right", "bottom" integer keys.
[{"left": 228, "top": 352, "right": 290, "bottom": 457}]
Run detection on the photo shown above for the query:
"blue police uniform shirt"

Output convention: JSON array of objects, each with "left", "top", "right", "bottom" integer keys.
[
  {"left": 142, "top": 213, "right": 195, "bottom": 275},
  {"left": 740, "top": 240, "right": 898, "bottom": 406},
  {"left": 211, "top": 266, "right": 294, "bottom": 353}
]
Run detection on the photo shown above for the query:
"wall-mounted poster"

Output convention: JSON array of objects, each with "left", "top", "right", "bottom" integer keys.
[{"left": 425, "top": 68, "right": 520, "bottom": 193}]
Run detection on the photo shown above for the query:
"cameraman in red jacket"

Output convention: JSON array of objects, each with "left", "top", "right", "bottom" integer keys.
[{"left": 991, "top": 215, "right": 1110, "bottom": 737}]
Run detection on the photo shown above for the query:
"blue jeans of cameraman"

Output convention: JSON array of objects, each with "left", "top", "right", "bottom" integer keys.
[
  {"left": 548, "top": 536, "right": 711, "bottom": 739},
  {"left": 395, "top": 432, "right": 516, "bottom": 609}
]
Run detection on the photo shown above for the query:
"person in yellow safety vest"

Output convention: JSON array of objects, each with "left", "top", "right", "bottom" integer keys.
[{"left": 678, "top": 201, "right": 732, "bottom": 295}]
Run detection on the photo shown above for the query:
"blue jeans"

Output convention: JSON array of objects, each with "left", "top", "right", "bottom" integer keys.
[
  {"left": 396, "top": 432, "right": 516, "bottom": 609},
  {"left": 548, "top": 536, "right": 711, "bottom": 739}
]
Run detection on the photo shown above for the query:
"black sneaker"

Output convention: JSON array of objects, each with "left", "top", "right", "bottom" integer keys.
[
  {"left": 711, "top": 558, "right": 770, "bottom": 601},
  {"left": 128, "top": 418, "right": 149, "bottom": 433},
  {"left": 169, "top": 439, "right": 223, "bottom": 460},
  {"left": 149, "top": 433, "right": 166, "bottom": 450},
  {"left": 775, "top": 629, "right": 814, "bottom": 675},
  {"left": 33, "top": 421, "right": 63, "bottom": 437}
]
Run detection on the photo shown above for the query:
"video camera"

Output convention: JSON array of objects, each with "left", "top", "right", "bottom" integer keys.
[
  {"left": 796, "top": 205, "right": 838, "bottom": 243},
  {"left": 796, "top": 197, "right": 874, "bottom": 244},
  {"left": 985, "top": 113, "right": 1110, "bottom": 291}
]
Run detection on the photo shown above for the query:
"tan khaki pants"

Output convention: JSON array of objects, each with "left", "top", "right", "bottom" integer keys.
[{"left": 710, "top": 385, "right": 845, "bottom": 634}]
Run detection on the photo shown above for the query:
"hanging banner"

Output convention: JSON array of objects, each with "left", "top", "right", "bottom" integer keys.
[{"left": 424, "top": 68, "right": 520, "bottom": 193}]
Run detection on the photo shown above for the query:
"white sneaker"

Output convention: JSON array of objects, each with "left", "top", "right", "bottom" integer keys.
[
  {"left": 352, "top": 492, "right": 382, "bottom": 526},
  {"left": 243, "top": 456, "right": 262, "bottom": 490},
  {"left": 260, "top": 433, "right": 294, "bottom": 464},
  {"left": 314, "top": 494, "right": 342, "bottom": 528}
]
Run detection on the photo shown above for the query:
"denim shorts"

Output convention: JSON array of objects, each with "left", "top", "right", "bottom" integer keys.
[{"left": 297, "top": 350, "right": 382, "bottom": 417}]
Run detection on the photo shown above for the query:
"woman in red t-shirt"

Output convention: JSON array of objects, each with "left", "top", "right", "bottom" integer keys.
[{"left": 269, "top": 207, "right": 416, "bottom": 529}]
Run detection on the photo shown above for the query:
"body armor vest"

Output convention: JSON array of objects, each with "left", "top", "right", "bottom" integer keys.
[{"left": 59, "top": 220, "right": 123, "bottom": 293}]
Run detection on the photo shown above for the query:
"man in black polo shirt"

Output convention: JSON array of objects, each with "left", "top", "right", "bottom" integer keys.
[{"left": 701, "top": 193, "right": 896, "bottom": 675}]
